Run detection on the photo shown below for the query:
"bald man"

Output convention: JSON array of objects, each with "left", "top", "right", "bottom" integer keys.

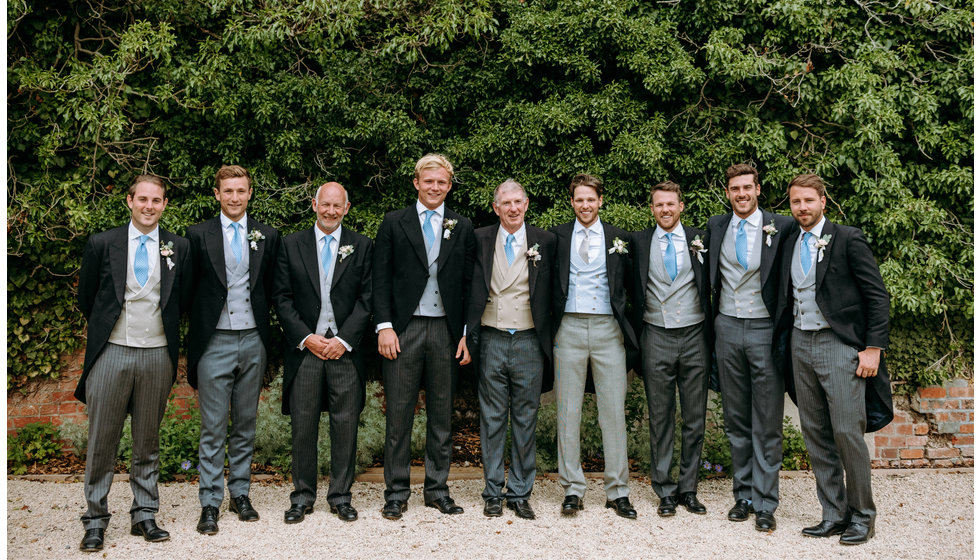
[{"left": 273, "top": 182, "right": 374, "bottom": 523}]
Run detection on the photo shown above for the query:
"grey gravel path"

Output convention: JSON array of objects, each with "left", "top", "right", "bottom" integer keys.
[{"left": 6, "top": 469, "right": 973, "bottom": 559}]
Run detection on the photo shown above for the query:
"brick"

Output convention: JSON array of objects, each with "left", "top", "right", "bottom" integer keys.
[
  {"left": 900, "top": 448, "right": 924, "bottom": 459},
  {"left": 875, "top": 423, "right": 897, "bottom": 435},
  {"left": 873, "top": 435, "right": 891, "bottom": 447},
  {"left": 912, "top": 459, "right": 930, "bottom": 467},
  {"left": 871, "top": 460, "right": 891, "bottom": 468},
  {"left": 933, "top": 459, "right": 954, "bottom": 468},
  {"left": 948, "top": 412, "right": 971, "bottom": 421},
  {"left": 893, "top": 423, "right": 914, "bottom": 435},
  {"left": 952, "top": 435, "right": 973, "bottom": 446},
  {"left": 942, "top": 399, "right": 962, "bottom": 409},
  {"left": 933, "top": 412, "right": 950, "bottom": 422},
  {"left": 877, "top": 447, "right": 899, "bottom": 459},
  {"left": 893, "top": 410, "right": 913, "bottom": 423},
  {"left": 8, "top": 417, "right": 36, "bottom": 429},
  {"left": 914, "top": 423, "right": 929, "bottom": 435},
  {"left": 948, "top": 386, "right": 973, "bottom": 398},
  {"left": 925, "top": 447, "right": 960, "bottom": 459},
  {"left": 59, "top": 402, "right": 85, "bottom": 415},
  {"left": 38, "top": 404, "right": 58, "bottom": 415},
  {"left": 959, "top": 446, "right": 974, "bottom": 457},
  {"left": 947, "top": 378, "right": 969, "bottom": 388},
  {"left": 905, "top": 435, "right": 928, "bottom": 447},
  {"left": 959, "top": 423, "right": 974, "bottom": 433},
  {"left": 919, "top": 387, "right": 946, "bottom": 399},
  {"left": 938, "top": 422, "right": 962, "bottom": 434}
]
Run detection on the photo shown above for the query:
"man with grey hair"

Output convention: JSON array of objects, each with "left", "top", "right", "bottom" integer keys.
[{"left": 466, "top": 179, "right": 556, "bottom": 520}]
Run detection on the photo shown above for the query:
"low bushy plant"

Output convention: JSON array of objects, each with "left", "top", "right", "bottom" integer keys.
[{"left": 7, "top": 422, "right": 63, "bottom": 474}]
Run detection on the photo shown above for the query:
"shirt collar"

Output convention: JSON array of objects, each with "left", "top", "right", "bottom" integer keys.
[
  {"left": 730, "top": 207, "right": 762, "bottom": 229},
  {"left": 802, "top": 216, "right": 826, "bottom": 239},
  {"left": 655, "top": 223, "right": 686, "bottom": 240},
  {"left": 573, "top": 217, "right": 603, "bottom": 236},
  {"left": 498, "top": 224, "right": 527, "bottom": 247},
  {"left": 128, "top": 222, "right": 159, "bottom": 242},
  {"left": 220, "top": 212, "right": 248, "bottom": 231},
  {"left": 315, "top": 224, "right": 342, "bottom": 246},
  {"left": 416, "top": 200, "right": 445, "bottom": 220}
]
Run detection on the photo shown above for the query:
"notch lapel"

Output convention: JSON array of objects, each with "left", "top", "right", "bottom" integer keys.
[
  {"left": 207, "top": 218, "right": 228, "bottom": 288},
  {"left": 398, "top": 208, "right": 429, "bottom": 269},
  {"left": 556, "top": 223, "right": 572, "bottom": 298},
  {"left": 602, "top": 222, "right": 619, "bottom": 289},
  {"left": 526, "top": 227, "right": 541, "bottom": 296},
  {"left": 159, "top": 231, "right": 176, "bottom": 310},
  {"left": 109, "top": 228, "right": 128, "bottom": 306},
  {"left": 246, "top": 217, "right": 263, "bottom": 290},
  {"left": 708, "top": 217, "right": 726, "bottom": 288},
  {"left": 436, "top": 209, "right": 459, "bottom": 270},
  {"left": 814, "top": 220, "right": 836, "bottom": 292},
  {"left": 759, "top": 211, "right": 779, "bottom": 288},
  {"left": 481, "top": 228, "right": 495, "bottom": 292},
  {"left": 331, "top": 228, "right": 354, "bottom": 289},
  {"left": 300, "top": 227, "right": 322, "bottom": 299},
  {"left": 683, "top": 225, "right": 705, "bottom": 293},
  {"left": 635, "top": 228, "right": 653, "bottom": 295}
]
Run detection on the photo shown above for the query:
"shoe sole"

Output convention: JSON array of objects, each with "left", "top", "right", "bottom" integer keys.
[
  {"left": 685, "top": 508, "right": 707, "bottom": 515},
  {"left": 425, "top": 503, "right": 464, "bottom": 514},
  {"left": 657, "top": 510, "right": 676, "bottom": 517},
  {"left": 840, "top": 528, "right": 874, "bottom": 545},
  {"left": 561, "top": 500, "right": 584, "bottom": 516},
  {"left": 196, "top": 526, "right": 218, "bottom": 535},
  {"left": 79, "top": 543, "right": 103, "bottom": 552},
  {"left": 284, "top": 506, "right": 313, "bottom": 524},
  {"left": 229, "top": 506, "right": 260, "bottom": 522},
  {"left": 506, "top": 505, "right": 535, "bottom": 520},
  {"left": 381, "top": 504, "right": 408, "bottom": 520},
  {"left": 330, "top": 507, "right": 359, "bottom": 522}
]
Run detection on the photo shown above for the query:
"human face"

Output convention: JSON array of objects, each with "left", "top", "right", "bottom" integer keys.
[
  {"left": 492, "top": 189, "right": 529, "bottom": 233},
  {"left": 127, "top": 181, "right": 168, "bottom": 234},
  {"left": 788, "top": 185, "right": 826, "bottom": 231},
  {"left": 650, "top": 190, "right": 684, "bottom": 232},
  {"left": 725, "top": 174, "right": 761, "bottom": 219},
  {"left": 414, "top": 167, "right": 452, "bottom": 210},
  {"left": 571, "top": 185, "right": 602, "bottom": 228},
  {"left": 214, "top": 176, "right": 252, "bottom": 222},
  {"left": 312, "top": 183, "right": 350, "bottom": 234}
]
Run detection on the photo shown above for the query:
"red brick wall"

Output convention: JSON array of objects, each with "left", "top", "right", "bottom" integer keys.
[
  {"left": 7, "top": 349, "right": 197, "bottom": 434},
  {"left": 872, "top": 379, "right": 974, "bottom": 468}
]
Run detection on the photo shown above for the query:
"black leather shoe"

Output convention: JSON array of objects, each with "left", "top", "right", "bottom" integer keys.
[
  {"left": 657, "top": 496, "right": 678, "bottom": 517},
  {"left": 839, "top": 522, "right": 875, "bottom": 545},
  {"left": 381, "top": 500, "right": 407, "bottom": 520},
  {"left": 425, "top": 496, "right": 464, "bottom": 515},
  {"left": 229, "top": 495, "right": 260, "bottom": 521},
  {"left": 727, "top": 499, "right": 753, "bottom": 522},
  {"left": 330, "top": 503, "right": 358, "bottom": 522},
  {"left": 678, "top": 492, "right": 706, "bottom": 514},
  {"left": 284, "top": 503, "right": 313, "bottom": 524},
  {"left": 130, "top": 519, "right": 170, "bottom": 542},
  {"left": 79, "top": 528, "right": 104, "bottom": 552},
  {"left": 196, "top": 506, "right": 219, "bottom": 535},
  {"left": 802, "top": 519, "right": 849, "bottom": 538},
  {"left": 605, "top": 497, "right": 637, "bottom": 519},
  {"left": 507, "top": 500, "right": 536, "bottom": 520},
  {"left": 561, "top": 495, "right": 583, "bottom": 516},
  {"left": 755, "top": 511, "right": 777, "bottom": 531},
  {"left": 484, "top": 498, "right": 503, "bottom": 517}
]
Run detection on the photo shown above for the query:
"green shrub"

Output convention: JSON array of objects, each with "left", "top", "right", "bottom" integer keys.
[
  {"left": 781, "top": 417, "right": 811, "bottom": 471},
  {"left": 7, "top": 422, "right": 63, "bottom": 474}
]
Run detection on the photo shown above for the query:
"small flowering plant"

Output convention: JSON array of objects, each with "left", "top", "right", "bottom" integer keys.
[
  {"left": 815, "top": 234, "right": 832, "bottom": 262},
  {"left": 608, "top": 237, "right": 629, "bottom": 255},
  {"left": 526, "top": 243, "right": 541, "bottom": 266},
  {"left": 443, "top": 218, "right": 457, "bottom": 239},
  {"left": 181, "top": 459, "right": 192, "bottom": 471},
  {"left": 763, "top": 220, "right": 778, "bottom": 247},
  {"left": 160, "top": 241, "right": 175, "bottom": 270},
  {"left": 690, "top": 235, "right": 707, "bottom": 264},
  {"left": 338, "top": 244, "right": 354, "bottom": 261},
  {"left": 247, "top": 228, "right": 265, "bottom": 251}
]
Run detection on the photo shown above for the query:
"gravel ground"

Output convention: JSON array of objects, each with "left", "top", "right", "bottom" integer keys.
[{"left": 6, "top": 469, "right": 973, "bottom": 560}]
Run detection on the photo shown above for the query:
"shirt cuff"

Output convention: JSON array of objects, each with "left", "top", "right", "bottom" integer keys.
[
  {"left": 299, "top": 333, "right": 313, "bottom": 350},
  {"left": 335, "top": 337, "right": 352, "bottom": 352},
  {"left": 376, "top": 322, "right": 394, "bottom": 333}
]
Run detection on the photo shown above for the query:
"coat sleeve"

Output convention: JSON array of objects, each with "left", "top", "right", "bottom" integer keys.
[
  {"left": 371, "top": 216, "right": 394, "bottom": 328},
  {"left": 847, "top": 229, "right": 890, "bottom": 349},
  {"left": 272, "top": 239, "right": 313, "bottom": 349},
  {"left": 337, "top": 238, "right": 374, "bottom": 348},
  {"left": 77, "top": 236, "right": 102, "bottom": 320}
]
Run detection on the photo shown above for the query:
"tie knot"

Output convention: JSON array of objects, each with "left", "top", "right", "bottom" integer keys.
[
  {"left": 803, "top": 231, "right": 813, "bottom": 242},
  {"left": 506, "top": 233, "right": 515, "bottom": 244},
  {"left": 738, "top": 219, "right": 747, "bottom": 228},
  {"left": 424, "top": 210, "right": 435, "bottom": 221},
  {"left": 139, "top": 234, "right": 149, "bottom": 243},
  {"left": 664, "top": 232, "right": 673, "bottom": 242}
]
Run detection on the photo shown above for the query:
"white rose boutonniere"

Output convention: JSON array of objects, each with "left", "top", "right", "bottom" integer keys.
[
  {"left": 160, "top": 241, "right": 175, "bottom": 270},
  {"left": 762, "top": 220, "right": 779, "bottom": 247},
  {"left": 443, "top": 218, "right": 457, "bottom": 240},
  {"left": 815, "top": 234, "right": 832, "bottom": 262},
  {"left": 608, "top": 237, "right": 629, "bottom": 255},
  {"left": 690, "top": 235, "right": 707, "bottom": 264},
  {"left": 526, "top": 243, "right": 541, "bottom": 266},
  {"left": 247, "top": 229, "right": 265, "bottom": 251},
  {"left": 338, "top": 244, "right": 354, "bottom": 261}
]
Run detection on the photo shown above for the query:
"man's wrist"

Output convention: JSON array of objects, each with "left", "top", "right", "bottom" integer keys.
[{"left": 376, "top": 322, "right": 393, "bottom": 333}]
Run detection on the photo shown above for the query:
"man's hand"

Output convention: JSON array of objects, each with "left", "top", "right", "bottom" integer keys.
[
  {"left": 456, "top": 337, "right": 471, "bottom": 366},
  {"left": 303, "top": 334, "right": 332, "bottom": 361},
  {"left": 378, "top": 328, "right": 401, "bottom": 360},
  {"left": 856, "top": 347, "right": 881, "bottom": 378}
]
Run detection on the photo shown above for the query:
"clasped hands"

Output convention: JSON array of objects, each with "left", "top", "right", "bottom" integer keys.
[{"left": 304, "top": 334, "right": 347, "bottom": 361}]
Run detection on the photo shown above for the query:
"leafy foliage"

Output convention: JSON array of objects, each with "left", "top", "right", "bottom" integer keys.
[
  {"left": 7, "top": 0, "right": 972, "bottom": 391},
  {"left": 7, "top": 422, "right": 63, "bottom": 474}
]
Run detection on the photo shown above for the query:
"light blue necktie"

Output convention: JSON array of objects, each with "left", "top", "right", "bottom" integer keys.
[
  {"left": 664, "top": 232, "right": 677, "bottom": 281},
  {"left": 422, "top": 210, "right": 436, "bottom": 250},
  {"left": 231, "top": 223, "right": 243, "bottom": 263},
  {"left": 735, "top": 219, "right": 748, "bottom": 270},
  {"left": 321, "top": 235, "right": 333, "bottom": 277},
  {"left": 134, "top": 234, "right": 149, "bottom": 286},
  {"left": 801, "top": 232, "right": 813, "bottom": 275},
  {"left": 505, "top": 233, "right": 516, "bottom": 266}
]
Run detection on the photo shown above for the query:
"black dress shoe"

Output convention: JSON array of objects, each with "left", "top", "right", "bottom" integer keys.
[
  {"left": 605, "top": 497, "right": 637, "bottom": 519},
  {"left": 678, "top": 492, "right": 707, "bottom": 514},
  {"left": 802, "top": 519, "right": 850, "bottom": 538},
  {"left": 130, "top": 519, "right": 170, "bottom": 542},
  {"left": 330, "top": 503, "right": 358, "bottom": 522},
  {"left": 284, "top": 503, "right": 313, "bottom": 524},
  {"left": 657, "top": 496, "right": 678, "bottom": 517},
  {"left": 381, "top": 500, "right": 408, "bottom": 520},
  {"left": 727, "top": 499, "right": 753, "bottom": 522},
  {"left": 561, "top": 495, "right": 583, "bottom": 516},
  {"left": 754, "top": 511, "right": 777, "bottom": 532},
  {"left": 839, "top": 522, "right": 875, "bottom": 545},
  {"left": 484, "top": 497, "right": 503, "bottom": 517},
  {"left": 229, "top": 495, "right": 260, "bottom": 521},
  {"left": 197, "top": 506, "right": 219, "bottom": 535},
  {"left": 79, "top": 528, "right": 104, "bottom": 552},
  {"left": 426, "top": 496, "right": 464, "bottom": 515},
  {"left": 507, "top": 500, "right": 536, "bottom": 520}
]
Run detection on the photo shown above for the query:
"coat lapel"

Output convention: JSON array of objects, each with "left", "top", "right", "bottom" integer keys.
[
  {"left": 556, "top": 223, "right": 572, "bottom": 297},
  {"left": 635, "top": 228, "right": 653, "bottom": 295},
  {"left": 331, "top": 228, "right": 354, "bottom": 289},
  {"left": 398, "top": 207, "right": 429, "bottom": 269},
  {"left": 481, "top": 227, "right": 495, "bottom": 292},
  {"left": 526, "top": 227, "right": 541, "bottom": 296},
  {"left": 708, "top": 217, "right": 726, "bottom": 288},
  {"left": 206, "top": 218, "right": 228, "bottom": 288},
  {"left": 683, "top": 225, "right": 705, "bottom": 293},
  {"left": 436, "top": 209, "right": 459, "bottom": 270},
  {"left": 159, "top": 230, "right": 176, "bottom": 310},
  {"left": 759, "top": 211, "right": 779, "bottom": 288},
  {"left": 602, "top": 222, "right": 619, "bottom": 289},
  {"left": 246, "top": 217, "right": 263, "bottom": 290},
  {"left": 814, "top": 220, "right": 836, "bottom": 292},
  {"left": 109, "top": 228, "right": 128, "bottom": 305},
  {"left": 300, "top": 227, "right": 322, "bottom": 299}
]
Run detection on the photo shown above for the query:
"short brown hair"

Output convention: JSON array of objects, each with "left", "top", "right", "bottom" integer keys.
[
  {"left": 569, "top": 173, "right": 603, "bottom": 197},
  {"left": 128, "top": 174, "right": 167, "bottom": 198},
  {"left": 724, "top": 164, "right": 759, "bottom": 187},
  {"left": 650, "top": 181, "right": 682, "bottom": 204},
  {"left": 215, "top": 165, "right": 252, "bottom": 190},
  {"left": 787, "top": 173, "right": 826, "bottom": 197},
  {"left": 414, "top": 153, "right": 454, "bottom": 179}
]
